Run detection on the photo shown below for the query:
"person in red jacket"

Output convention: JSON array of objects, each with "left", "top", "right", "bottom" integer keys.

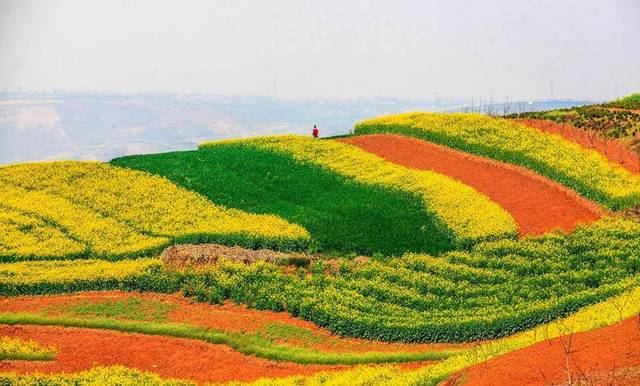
[{"left": 312, "top": 125, "right": 319, "bottom": 138}]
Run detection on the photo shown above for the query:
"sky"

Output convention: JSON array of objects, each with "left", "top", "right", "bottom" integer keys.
[{"left": 0, "top": 0, "right": 639, "bottom": 101}]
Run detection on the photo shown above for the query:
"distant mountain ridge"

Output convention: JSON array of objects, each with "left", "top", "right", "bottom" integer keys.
[{"left": 0, "top": 91, "right": 592, "bottom": 165}]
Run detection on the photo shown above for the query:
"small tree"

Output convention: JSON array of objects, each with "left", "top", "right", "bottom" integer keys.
[
  {"left": 584, "top": 119, "right": 601, "bottom": 149},
  {"left": 630, "top": 134, "right": 640, "bottom": 172},
  {"left": 600, "top": 120, "right": 619, "bottom": 156},
  {"left": 502, "top": 97, "right": 513, "bottom": 116}
]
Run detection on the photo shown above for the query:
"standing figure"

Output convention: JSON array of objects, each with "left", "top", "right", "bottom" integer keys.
[{"left": 312, "top": 125, "right": 319, "bottom": 138}]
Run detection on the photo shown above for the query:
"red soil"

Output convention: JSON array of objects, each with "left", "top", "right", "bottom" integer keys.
[
  {"left": 451, "top": 315, "right": 640, "bottom": 386},
  {"left": 513, "top": 118, "right": 640, "bottom": 174},
  {"left": 0, "top": 324, "right": 344, "bottom": 384},
  {"left": 0, "top": 291, "right": 463, "bottom": 354},
  {"left": 340, "top": 135, "right": 602, "bottom": 236}
]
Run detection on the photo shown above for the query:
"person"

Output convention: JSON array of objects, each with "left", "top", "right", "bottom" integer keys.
[{"left": 312, "top": 125, "right": 319, "bottom": 138}]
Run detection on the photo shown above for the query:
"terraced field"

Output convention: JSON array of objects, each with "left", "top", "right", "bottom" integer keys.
[
  {"left": 341, "top": 134, "right": 602, "bottom": 235},
  {"left": 1, "top": 96, "right": 640, "bottom": 385}
]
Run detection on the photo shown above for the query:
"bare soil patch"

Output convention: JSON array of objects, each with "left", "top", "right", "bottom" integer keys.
[
  {"left": 448, "top": 316, "right": 640, "bottom": 386},
  {"left": 0, "top": 324, "right": 344, "bottom": 384},
  {"left": 341, "top": 134, "right": 602, "bottom": 236}
]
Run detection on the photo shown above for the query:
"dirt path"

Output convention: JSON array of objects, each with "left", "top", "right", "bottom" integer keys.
[
  {"left": 341, "top": 134, "right": 602, "bottom": 236},
  {"left": 0, "top": 324, "right": 345, "bottom": 384},
  {"left": 513, "top": 118, "right": 639, "bottom": 174},
  {"left": 448, "top": 315, "right": 640, "bottom": 386}
]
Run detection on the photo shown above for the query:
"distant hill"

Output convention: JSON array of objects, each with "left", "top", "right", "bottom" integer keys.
[{"left": 0, "top": 91, "right": 593, "bottom": 165}]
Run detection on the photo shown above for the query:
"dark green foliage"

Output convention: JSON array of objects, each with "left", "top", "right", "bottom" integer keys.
[
  {"left": 177, "top": 218, "right": 640, "bottom": 343},
  {"left": 111, "top": 144, "right": 453, "bottom": 256}
]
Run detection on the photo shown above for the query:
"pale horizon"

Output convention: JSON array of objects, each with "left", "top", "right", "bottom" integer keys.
[{"left": 1, "top": 0, "right": 639, "bottom": 101}]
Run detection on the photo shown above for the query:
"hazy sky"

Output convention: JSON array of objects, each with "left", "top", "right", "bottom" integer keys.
[{"left": 1, "top": 0, "right": 639, "bottom": 100}]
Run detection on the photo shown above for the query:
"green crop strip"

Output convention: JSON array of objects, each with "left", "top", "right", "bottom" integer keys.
[
  {"left": 0, "top": 312, "right": 454, "bottom": 365},
  {"left": 178, "top": 217, "right": 640, "bottom": 342},
  {"left": 112, "top": 143, "right": 454, "bottom": 256},
  {"left": 603, "top": 92, "right": 640, "bottom": 109},
  {"left": 202, "top": 136, "right": 517, "bottom": 248},
  {"left": 4, "top": 282, "right": 640, "bottom": 385},
  {"left": 50, "top": 297, "right": 177, "bottom": 323}
]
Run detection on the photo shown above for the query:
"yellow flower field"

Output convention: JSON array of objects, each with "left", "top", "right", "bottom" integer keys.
[
  {"left": 0, "top": 208, "right": 85, "bottom": 260},
  {"left": 0, "top": 258, "right": 161, "bottom": 293},
  {"left": 0, "top": 336, "right": 56, "bottom": 361},
  {"left": 0, "top": 162, "right": 310, "bottom": 259}
]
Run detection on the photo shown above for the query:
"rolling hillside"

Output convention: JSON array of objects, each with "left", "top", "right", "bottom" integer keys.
[{"left": 1, "top": 96, "right": 640, "bottom": 385}]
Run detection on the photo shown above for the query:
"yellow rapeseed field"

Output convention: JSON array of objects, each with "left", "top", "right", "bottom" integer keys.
[
  {"left": 0, "top": 336, "right": 56, "bottom": 361},
  {"left": 0, "top": 208, "right": 85, "bottom": 260},
  {"left": 0, "top": 162, "right": 310, "bottom": 259}
]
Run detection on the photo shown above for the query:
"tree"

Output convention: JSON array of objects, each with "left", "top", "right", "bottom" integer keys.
[
  {"left": 629, "top": 134, "right": 640, "bottom": 172},
  {"left": 600, "top": 120, "right": 618, "bottom": 156}
]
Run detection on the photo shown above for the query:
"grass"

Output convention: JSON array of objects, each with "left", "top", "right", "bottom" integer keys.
[
  {"left": 51, "top": 298, "right": 176, "bottom": 323},
  {"left": 112, "top": 143, "right": 453, "bottom": 256},
  {"left": 179, "top": 217, "right": 640, "bottom": 343},
  {"left": 6, "top": 281, "right": 640, "bottom": 385},
  {"left": 0, "top": 312, "right": 455, "bottom": 365},
  {"left": 261, "top": 321, "right": 325, "bottom": 346}
]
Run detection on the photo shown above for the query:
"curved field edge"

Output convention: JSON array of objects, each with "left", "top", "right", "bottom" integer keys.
[
  {"left": 354, "top": 112, "right": 640, "bottom": 210},
  {"left": 198, "top": 135, "right": 517, "bottom": 248},
  {"left": 341, "top": 134, "right": 603, "bottom": 236},
  {"left": 0, "top": 161, "right": 310, "bottom": 261},
  {"left": 0, "top": 313, "right": 453, "bottom": 365},
  {"left": 176, "top": 217, "right": 640, "bottom": 343},
  {"left": 111, "top": 142, "right": 456, "bottom": 255},
  {"left": 237, "top": 281, "right": 640, "bottom": 386},
  {"left": 1, "top": 217, "right": 638, "bottom": 344},
  {"left": 3, "top": 282, "right": 640, "bottom": 386},
  {"left": 448, "top": 314, "right": 640, "bottom": 385}
]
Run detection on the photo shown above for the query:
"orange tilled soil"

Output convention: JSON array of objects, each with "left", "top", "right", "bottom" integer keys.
[
  {"left": 451, "top": 316, "right": 640, "bottom": 386},
  {"left": 0, "top": 291, "right": 463, "bottom": 353},
  {"left": 0, "top": 325, "right": 345, "bottom": 383},
  {"left": 514, "top": 118, "right": 639, "bottom": 174},
  {"left": 341, "top": 134, "right": 602, "bottom": 236}
]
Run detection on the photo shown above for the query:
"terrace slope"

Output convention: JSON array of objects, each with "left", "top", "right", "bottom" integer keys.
[{"left": 341, "top": 134, "right": 602, "bottom": 236}]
